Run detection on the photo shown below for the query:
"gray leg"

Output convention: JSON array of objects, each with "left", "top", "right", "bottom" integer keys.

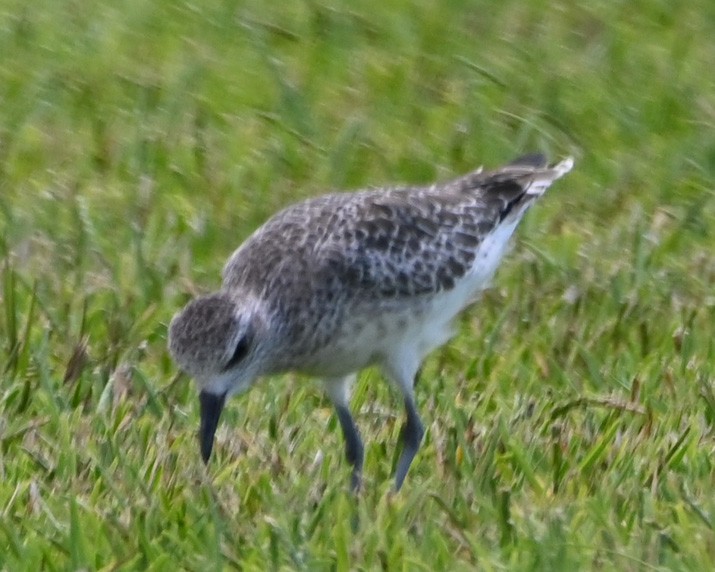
[
  {"left": 394, "top": 396, "right": 425, "bottom": 491},
  {"left": 334, "top": 404, "right": 364, "bottom": 491},
  {"left": 324, "top": 376, "right": 364, "bottom": 491},
  {"left": 381, "top": 352, "right": 424, "bottom": 491}
]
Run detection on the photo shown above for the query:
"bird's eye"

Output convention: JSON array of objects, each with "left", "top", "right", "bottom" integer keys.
[{"left": 224, "top": 335, "right": 250, "bottom": 370}]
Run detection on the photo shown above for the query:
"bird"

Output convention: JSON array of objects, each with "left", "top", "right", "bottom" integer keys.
[{"left": 168, "top": 153, "right": 574, "bottom": 491}]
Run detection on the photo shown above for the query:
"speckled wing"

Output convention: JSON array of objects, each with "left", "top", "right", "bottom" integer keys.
[
  {"left": 223, "top": 155, "right": 563, "bottom": 303},
  {"left": 314, "top": 180, "right": 524, "bottom": 299}
]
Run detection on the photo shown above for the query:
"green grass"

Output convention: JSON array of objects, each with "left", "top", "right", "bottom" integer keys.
[{"left": 1, "top": 0, "right": 714, "bottom": 569}]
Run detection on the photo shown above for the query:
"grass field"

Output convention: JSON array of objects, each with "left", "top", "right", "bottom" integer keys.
[{"left": 1, "top": 0, "right": 715, "bottom": 569}]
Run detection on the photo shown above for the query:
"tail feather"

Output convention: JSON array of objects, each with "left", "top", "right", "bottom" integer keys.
[
  {"left": 448, "top": 154, "right": 574, "bottom": 201},
  {"left": 551, "top": 156, "right": 574, "bottom": 179},
  {"left": 525, "top": 156, "right": 574, "bottom": 196}
]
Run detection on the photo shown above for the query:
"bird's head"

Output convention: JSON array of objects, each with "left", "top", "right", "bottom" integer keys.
[{"left": 168, "top": 291, "right": 267, "bottom": 463}]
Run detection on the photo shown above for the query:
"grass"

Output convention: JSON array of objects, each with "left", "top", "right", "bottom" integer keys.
[{"left": 1, "top": 0, "right": 714, "bottom": 569}]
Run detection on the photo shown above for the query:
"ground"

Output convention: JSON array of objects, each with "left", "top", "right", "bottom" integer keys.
[{"left": 1, "top": 0, "right": 714, "bottom": 570}]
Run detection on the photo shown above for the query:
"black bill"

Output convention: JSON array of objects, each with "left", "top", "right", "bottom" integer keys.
[{"left": 199, "top": 390, "right": 226, "bottom": 463}]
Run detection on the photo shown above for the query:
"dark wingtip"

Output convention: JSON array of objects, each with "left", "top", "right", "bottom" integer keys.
[
  {"left": 508, "top": 153, "right": 548, "bottom": 168},
  {"left": 199, "top": 391, "right": 226, "bottom": 464}
]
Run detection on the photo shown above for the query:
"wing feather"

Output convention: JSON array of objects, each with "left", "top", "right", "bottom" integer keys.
[{"left": 223, "top": 157, "right": 571, "bottom": 304}]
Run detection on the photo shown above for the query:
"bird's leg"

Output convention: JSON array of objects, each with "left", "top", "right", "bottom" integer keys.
[
  {"left": 334, "top": 404, "right": 364, "bottom": 491},
  {"left": 394, "top": 395, "right": 425, "bottom": 491},
  {"left": 382, "top": 355, "right": 424, "bottom": 490},
  {"left": 325, "top": 375, "right": 364, "bottom": 491}
]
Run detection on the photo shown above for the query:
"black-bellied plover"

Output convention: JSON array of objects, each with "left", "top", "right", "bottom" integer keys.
[{"left": 168, "top": 154, "right": 573, "bottom": 490}]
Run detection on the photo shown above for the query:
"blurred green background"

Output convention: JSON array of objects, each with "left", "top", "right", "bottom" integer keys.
[{"left": 1, "top": 0, "right": 714, "bottom": 569}]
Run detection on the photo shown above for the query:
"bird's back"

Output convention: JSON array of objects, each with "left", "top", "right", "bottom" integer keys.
[{"left": 221, "top": 155, "right": 572, "bottom": 372}]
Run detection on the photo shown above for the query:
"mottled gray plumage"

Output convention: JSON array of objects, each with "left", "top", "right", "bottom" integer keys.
[{"left": 168, "top": 154, "right": 574, "bottom": 490}]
